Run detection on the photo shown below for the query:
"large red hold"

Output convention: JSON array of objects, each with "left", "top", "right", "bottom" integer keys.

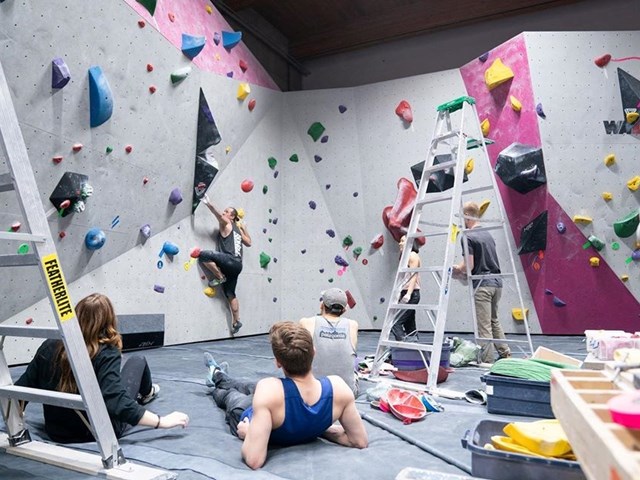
[
  {"left": 382, "top": 177, "right": 425, "bottom": 245},
  {"left": 345, "top": 290, "right": 356, "bottom": 309},
  {"left": 395, "top": 100, "right": 413, "bottom": 123}
]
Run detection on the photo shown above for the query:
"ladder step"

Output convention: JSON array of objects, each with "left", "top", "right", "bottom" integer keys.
[
  {"left": 0, "top": 325, "right": 61, "bottom": 339},
  {"left": 0, "top": 254, "right": 39, "bottom": 267},
  {"left": 0, "top": 386, "right": 85, "bottom": 410},
  {"left": 0, "top": 172, "right": 14, "bottom": 192},
  {"left": 468, "top": 273, "right": 515, "bottom": 280},
  {"left": 423, "top": 160, "right": 457, "bottom": 174},
  {"left": 380, "top": 340, "right": 434, "bottom": 352},
  {"left": 0, "top": 231, "right": 48, "bottom": 243},
  {"left": 412, "top": 228, "right": 449, "bottom": 238},
  {"left": 461, "top": 223, "right": 504, "bottom": 234},
  {"left": 432, "top": 131, "right": 459, "bottom": 143},
  {"left": 398, "top": 266, "right": 442, "bottom": 274},
  {"left": 416, "top": 184, "right": 494, "bottom": 206},
  {"left": 390, "top": 303, "right": 439, "bottom": 311}
]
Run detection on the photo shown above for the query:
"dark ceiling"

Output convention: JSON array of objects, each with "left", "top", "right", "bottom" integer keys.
[{"left": 217, "top": 0, "right": 581, "bottom": 60}]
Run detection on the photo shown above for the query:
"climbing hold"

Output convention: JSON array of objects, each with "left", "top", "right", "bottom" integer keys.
[
  {"left": 273, "top": 170, "right": 278, "bottom": 178},
  {"left": 52, "top": 155, "right": 63, "bottom": 164},
  {"left": 343, "top": 235, "right": 353, "bottom": 248},
  {"left": 170, "top": 66, "right": 191, "bottom": 84},
  {"left": 334, "top": 255, "right": 349, "bottom": 267},
  {"left": 267, "top": 277, "right": 272, "bottom": 283},
  {"left": 85, "top": 228, "right": 106, "bottom": 250},
  {"left": 143, "top": 177, "right": 149, "bottom": 185},
  {"left": 395, "top": 100, "right": 413, "bottom": 123},
  {"left": 259, "top": 251, "right": 271, "bottom": 268},
  {"left": 138, "top": 20, "right": 146, "bottom": 28},
  {"left": 626, "top": 112, "right": 639, "bottom": 124},
  {"left": 72, "top": 143, "right": 83, "bottom": 152},
  {"left": 241, "top": 179, "right": 254, "bottom": 192},
  {"left": 222, "top": 31, "right": 243, "bottom": 50},
  {"left": 205, "top": 4, "right": 212, "bottom": 14},
  {"left": 621, "top": 274, "right": 629, "bottom": 282},
  {"left": 226, "top": 72, "right": 234, "bottom": 78},
  {"left": 478, "top": 200, "right": 490, "bottom": 217},
  {"left": 25, "top": 317, "right": 33, "bottom": 325},
  {"left": 237, "top": 82, "right": 251, "bottom": 100},
  {"left": 307, "top": 122, "right": 326, "bottom": 142},
  {"left": 345, "top": 290, "right": 356, "bottom": 309},
  {"left": 480, "top": 118, "right": 490, "bottom": 136},
  {"left": 602, "top": 192, "right": 613, "bottom": 201},
  {"left": 88, "top": 66, "right": 113, "bottom": 128},
  {"left": 168, "top": 12, "right": 175, "bottom": 22},
  {"left": 169, "top": 187, "right": 183, "bottom": 205},
  {"left": 604, "top": 153, "right": 616, "bottom": 166},
  {"left": 239, "top": 59, "right": 248, "bottom": 72},
  {"left": 484, "top": 58, "right": 514, "bottom": 90},
  {"left": 587, "top": 234, "right": 605, "bottom": 251},
  {"left": 190, "top": 247, "right": 201, "bottom": 258},
  {"left": 106, "top": 146, "right": 113, "bottom": 154},
  {"left": 465, "top": 158, "right": 474, "bottom": 174},
  {"left": 590, "top": 257, "right": 600, "bottom": 267},
  {"left": 182, "top": 34, "right": 206, "bottom": 60},
  {"left": 139, "top": 224, "right": 151, "bottom": 238},
  {"left": 362, "top": 258, "right": 368, "bottom": 265},
  {"left": 353, "top": 246, "right": 363, "bottom": 259},
  {"left": 125, "top": 145, "right": 133, "bottom": 153},
  {"left": 320, "top": 135, "right": 329, "bottom": 143},
  {"left": 272, "top": 218, "right": 278, "bottom": 225},
  {"left": 17, "top": 243, "right": 29, "bottom": 255},
  {"left": 51, "top": 57, "right": 71, "bottom": 89},
  {"left": 613, "top": 210, "right": 640, "bottom": 238},
  {"left": 162, "top": 242, "right": 179, "bottom": 256},
  {"left": 495, "top": 144, "right": 546, "bottom": 194},
  {"left": 148, "top": 85, "right": 156, "bottom": 94},
  {"left": 289, "top": 154, "right": 299, "bottom": 163},
  {"left": 59, "top": 199, "right": 71, "bottom": 210},
  {"left": 536, "top": 103, "right": 546, "bottom": 118},
  {"left": 248, "top": 98, "right": 256, "bottom": 111},
  {"left": 204, "top": 287, "right": 215, "bottom": 297},
  {"left": 627, "top": 176, "right": 640, "bottom": 191},
  {"left": 556, "top": 222, "right": 566, "bottom": 234},
  {"left": 309, "top": 201, "right": 317, "bottom": 210},
  {"left": 236, "top": 208, "right": 245, "bottom": 219},
  {"left": 510, "top": 95, "right": 522, "bottom": 112},
  {"left": 478, "top": 52, "right": 489, "bottom": 62},
  {"left": 612, "top": 242, "right": 620, "bottom": 250},
  {"left": 300, "top": 249, "right": 306, "bottom": 254},
  {"left": 517, "top": 211, "right": 548, "bottom": 254},
  {"left": 545, "top": 289, "right": 553, "bottom": 295},
  {"left": 157, "top": 260, "right": 164, "bottom": 269},
  {"left": 594, "top": 54, "right": 611, "bottom": 67},
  {"left": 553, "top": 296, "right": 566, "bottom": 307},
  {"left": 146, "top": 63, "right": 154, "bottom": 72},
  {"left": 353, "top": 192, "right": 359, "bottom": 197},
  {"left": 268, "top": 157, "right": 277, "bottom": 169},
  {"left": 262, "top": 185, "right": 268, "bottom": 194},
  {"left": 153, "top": 285, "right": 165, "bottom": 294},
  {"left": 370, "top": 233, "right": 384, "bottom": 249},
  {"left": 511, "top": 308, "right": 529, "bottom": 321},
  {"left": 339, "top": 105, "right": 347, "bottom": 113},
  {"left": 10, "top": 221, "right": 20, "bottom": 232},
  {"left": 319, "top": 268, "right": 324, "bottom": 274},
  {"left": 213, "top": 32, "right": 221, "bottom": 45},
  {"left": 326, "top": 229, "right": 335, "bottom": 238},
  {"left": 136, "top": 0, "right": 156, "bottom": 15},
  {"left": 573, "top": 215, "right": 592, "bottom": 224},
  {"left": 633, "top": 249, "right": 640, "bottom": 261},
  {"left": 325, "top": 184, "right": 331, "bottom": 189}
]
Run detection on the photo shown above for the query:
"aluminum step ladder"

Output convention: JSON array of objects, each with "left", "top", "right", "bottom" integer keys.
[
  {"left": 369, "top": 96, "right": 534, "bottom": 392},
  {"left": 0, "top": 60, "right": 173, "bottom": 479}
]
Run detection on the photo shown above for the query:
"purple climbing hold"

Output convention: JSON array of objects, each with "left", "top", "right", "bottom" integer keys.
[
  {"left": 325, "top": 184, "right": 331, "bottom": 190},
  {"left": 169, "top": 187, "right": 183, "bottom": 205},
  {"left": 213, "top": 32, "right": 221, "bottom": 45},
  {"left": 262, "top": 228, "right": 267, "bottom": 234},
  {"left": 274, "top": 170, "right": 279, "bottom": 179},
  {"left": 334, "top": 255, "right": 349, "bottom": 267},
  {"left": 273, "top": 257, "right": 278, "bottom": 263},
  {"left": 320, "top": 135, "right": 329, "bottom": 143},
  {"left": 326, "top": 229, "right": 335, "bottom": 238},
  {"left": 268, "top": 219, "right": 272, "bottom": 224},
  {"left": 314, "top": 155, "right": 322, "bottom": 163},
  {"left": 553, "top": 296, "right": 566, "bottom": 307},
  {"left": 272, "top": 218, "right": 278, "bottom": 225},
  {"left": 52, "top": 57, "right": 71, "bottom": 89},
  {"left": 556, "top": 222, "right": 566, "bottom": 234},
  {"left": 309, "top": 201, "right": 317, "bottom": 210},
  {"left": 154, "top": 284, "right": 165, "bottom": 293},
  {"left": 478, "top": 52, "right": 490, "bottom": 62},
  {"left": 632, "top": 249, "right": 640, "bottom": 261},
  {"left": 338, "top": 105, "right": 347, "bottom": 113},
  {"left": 140, "top": 224, "right": 151, "bottom": 239},
  {"left": 380, "top": 297, "right": 385, "bottom": 303},
  {"left": 536, "top": 103, "right": 546, "bottom": 119},
  {"left": 301, "top": 249, "right": 306, "bottom": 254},
  {"left": 545, "top": 289, "right": 553, "bottom": 295},
  {"left": 319, "top": 268, "right": 325, "bottom": 273},
  {"left": 353, "top": 192, "right": 359, "bottom": 197},
  {"left": 226, "top": 71, "right": 234, "bottom": 78},
  {"left": 273, "top": 297, "right": 278, "bottom": 302}
]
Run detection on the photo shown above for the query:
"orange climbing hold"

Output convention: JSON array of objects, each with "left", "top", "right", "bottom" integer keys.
[{"left": 395, "top": 100, "right": 413, "bottom": 123}]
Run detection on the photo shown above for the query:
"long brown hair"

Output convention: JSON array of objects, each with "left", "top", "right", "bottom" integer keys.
[{"left": 56, "top": 293, "right": 122, "bottom": 393}]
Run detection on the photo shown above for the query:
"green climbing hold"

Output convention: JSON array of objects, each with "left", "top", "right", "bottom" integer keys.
[
  {"left": 268, "top": 208, "right": 272, "bottom": 213},
  {"left": 17, "top": 243, "right": 29, "bottom": 255},
  {"left": 170, "top": 66, "right": 192, "bottom": 84},
  {"left": 263, "top": 185, "right": 268, "bottom": 194},
  {"left": 136, "top": 0, "right": 157, "bottom": 16},
  {"left": 373, "top": 316, "right": 378, "bottom": 321},
  {"left": 353, "top": 246, "right": 363, "bottom": 256},
  {"left": 106, "top": 146, "right": 113, "bottom": 154},
  {"left": 587, "top": 235, "right": 605, "bottom": 251},
  {"left": 267, "top": 277, "right": 272, "bottom": 283},
  {"left": 342, "top": 235, "right": 353, "bottom": 247},
  {"left": 268, "top": 157, "right": 277, "bottom": 170},
  {"left": 328, "top": 278, "right": 334, "bottom": 283},
  {"left": 289, "top": 154, "right": 299, "bottom": 163},
  {"left": 307, "top": 122, "right": 326, "bottom": 142},
  {"left": 268, "top": 238, "right": 272, "bottom": 243},
  {"left": 259, "top": 251, "right": 271, "bottom": 268},
  {"left": 613, "top": 210, "right": 640, "bottom": 238},
  {"left": 612, "top": 242, "right": 620, "bottom": 250}
]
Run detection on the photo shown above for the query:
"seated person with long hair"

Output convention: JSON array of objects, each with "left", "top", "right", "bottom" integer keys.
[{"left": 16, "top": 293, "right": 189, "bottom": 443}]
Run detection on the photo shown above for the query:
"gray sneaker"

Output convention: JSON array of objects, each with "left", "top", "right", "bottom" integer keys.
[
  {"left": 231, "top": 321, "right": 243, "bottom": 335},
  {"left": 208, "top": 277, "right": 227, "bottom": 288}
]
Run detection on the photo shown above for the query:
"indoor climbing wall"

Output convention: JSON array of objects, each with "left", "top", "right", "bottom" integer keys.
[{"left": 461, "top": 32, "right": 640, "bottom": 334}]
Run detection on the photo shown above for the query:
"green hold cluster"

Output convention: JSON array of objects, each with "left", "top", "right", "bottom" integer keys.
[
  {"left": 342, "top": 235, "right": 353, "bottom": 247},
  {"left": 259, "top": 251, "right": 271, "bottom": 268},
  {"left": 307, "top": 122, "right": 326, "bottom": 142}
]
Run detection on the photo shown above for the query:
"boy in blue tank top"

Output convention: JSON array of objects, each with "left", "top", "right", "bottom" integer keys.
[{"left": 204, "top": 321, "right": 368, "bottom": 469}]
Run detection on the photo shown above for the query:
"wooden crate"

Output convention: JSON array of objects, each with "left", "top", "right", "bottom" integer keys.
[{"left": 551, "top": 369, "right": 640, "bottom": 480}]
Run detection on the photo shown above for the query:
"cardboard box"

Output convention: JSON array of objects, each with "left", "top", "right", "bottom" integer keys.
[{"left": 532, "top": 346, "right": 582, "bottom": 368}]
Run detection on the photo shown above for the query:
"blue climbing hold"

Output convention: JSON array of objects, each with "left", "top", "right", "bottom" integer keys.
[
  {"left": 553, "top": 296, "right": 566, "bottom": 307},
  {"left": 52, "top": 57, "right": 71, "bottom": 89},
  {"left": 478, "top": 52, "right": 489, "bottom": 62},
  {"left": 88, "top": 66, "right": 113, "bottom": 128},
  {"left": 182, "top": 33, "right": 206, "bottom": 59},
  {"left": 85, "top": 228, "right": 106, "bottom": 250},
  {"left": 162, "top": 241, "right": 180, "bottom": 256},
  {"left": 222, "top": 31, "right": 242, "bottom": 50}
]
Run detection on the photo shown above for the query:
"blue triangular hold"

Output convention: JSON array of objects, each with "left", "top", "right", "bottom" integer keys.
[
  {"left": 222, "top": 30, "right": 242, "bottom": 50},
  {"left": 88, "top": 66, "right": 113, "bottom": 128},
  {"left": 182, "top": 33, "right": 206, "bottom": 60}
]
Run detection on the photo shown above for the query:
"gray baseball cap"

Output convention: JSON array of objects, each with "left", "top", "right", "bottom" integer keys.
[{"left": 321, "top": 288, "right": 347, "bottom": 309}]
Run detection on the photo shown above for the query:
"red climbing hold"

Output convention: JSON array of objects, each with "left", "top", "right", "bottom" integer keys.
[
  {"left": 362, "top": 258, "right": 368, "bottom": 265},
  {"left": 10, "top": 221, "right": 21, "bottom": 232},
  {"left": 370, "top": 233, "right": 384, "bottom": 249},
  {"left": 382, "top": 178, "right": 425, "bottom": 245},
  {"left": 190, "top": 247, "right": 202, "bottom": 258},
  {"left": 59, "top": 199, "right": 71, "bottom": 209},
  {"left": 149, "top": 85, "right": 156, "bottom": 94},
  {"left": 594, "top": 54, "right": 612, "bottom": 67},
  {"left": 72, "top": 143, "right": 83, "bottom": 152},
  {"left": 168, "top": 12, "right": 176, "bottom": 22},
  {"left": 345, "top": 290, "right": 356, "bottom": 309},
  {"left": 248, "top": 98, "right": 256, "bottom": 112},
  {"left": 59, "top": 231, "right": 66, "bottom": 239},
  {"left": 138, "top": 19, "right": 146, "bottom": 28},
  {"left": 143, "top": 177, "right": 149, "bottom": 185},
  {"left": 52, "top": 155, "right": 63, "bottom": 164},
  {"left": 125, "top": 145, "right": 133, "bottom": 153},
  {"left": 146, "top": 63, "right": 154, "bottom": 72},
  {"left": 241, "top": 179, "right": 254, "bottom": 192},
  {"left": 25, "top": 317, "right": 33, "bottom": 325},
  {"left": 239, "top": 59, "right": 248, "bottom": 72},
  {"left": 395, "top": 100, "right": 413, "bottom": 123}
]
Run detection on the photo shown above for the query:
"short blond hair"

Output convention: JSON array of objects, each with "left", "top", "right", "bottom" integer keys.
[{"left": 463, "top": 202, "right": 480, "bottom": 218}]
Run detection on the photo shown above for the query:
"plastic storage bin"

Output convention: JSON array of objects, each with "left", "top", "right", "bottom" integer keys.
[
  {"left": 461, "top": 419, "right": 586, "bottom": 480},
  {"left": 391, "top": 343, "right": 452, "bottom": 370},
  {"left": 482, "top": 374, "right": 553, "bottom": 418}
]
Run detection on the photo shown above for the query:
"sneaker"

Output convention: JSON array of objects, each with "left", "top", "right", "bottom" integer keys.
[
  {"left": 208, "top": 277, "right": 227, "bottom": 288},
  {"left": 231, "top": 321, "right": 243, "bottom": 335},
  {"left": 204, "top": 353, "right": 227, "bottom": 387},
  {"left": 204, "top": 352, "right": 221, "bottom": 371},
  {"left": 139, "top": 384, "right": 160, "bottom": 405}
]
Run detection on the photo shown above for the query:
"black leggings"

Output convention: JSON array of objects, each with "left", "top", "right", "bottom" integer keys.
[
  {"left": 114, "top": 355, "right": 152, "bottom": 436},
  {"left": 391, "top": 290, "right": 420, "bottom": 341}
]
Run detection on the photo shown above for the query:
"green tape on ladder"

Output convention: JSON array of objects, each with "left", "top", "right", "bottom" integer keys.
[{"left": 437, "top": 96, "right": 475, "bottom": 113}]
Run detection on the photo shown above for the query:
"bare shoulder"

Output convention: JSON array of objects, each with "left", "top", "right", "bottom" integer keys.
[
  {"left": 327, "top": 375, "right": 354, "bottom": 400},
  {"left": 254, "top": 377, "right": 283, "bottom": 405},
  {"left": 299, "top": 317, "right": 315, "bottom": 328}
]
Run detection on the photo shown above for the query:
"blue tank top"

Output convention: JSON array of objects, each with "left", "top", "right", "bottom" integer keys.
[{"left": 240, "top": 377, "right": 333, "bottom": 446}]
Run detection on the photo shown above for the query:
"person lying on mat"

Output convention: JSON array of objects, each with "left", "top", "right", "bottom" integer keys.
[
  {"left": 204, "top": 321, "right": 368, "bottom": 469},
  {"left": 16, "top": 293, "right": 189, "bottom": 443}
]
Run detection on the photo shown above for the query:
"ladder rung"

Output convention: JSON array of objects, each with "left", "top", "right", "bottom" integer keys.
[
  {"left": 0, "top": 172, "right": 14, "bottom": 192},
  {"left": 461, "top": 223, "right": 504, "bottom": 234},
  {"left": 380, "top": 340, "right": 434, "bottom": 352},
  {"left": 398, "top": 266, "right": 442, "bottom": 274},
  {"left": 468, "top": 273, "right": 515, "bottom": 280},
  {"left": 432, "top": 131, "right": 459, "bottom": 143},
  {"left": 0, "top": 385, "right": 85, "bottom": 410},
  {"left": 416, "top": 184, "right": 494, "bottom": 207},
  {"left": 0, "top": 231, "right": 47, "bottom": 243},
  {"left": 0, "top": 325, "right": 60, "bottom": 339},
  {"left": 423, "top": 160, "right": 457, "bottom": 174},
  {"left": 0, "top": 253, "right": 39, "bottom": 267},
  {"left": 412, "top": 228, "right": 449, "bottom": 238},
  {"left": 390, "top": 303, "right": 439, "bottom": 311}
]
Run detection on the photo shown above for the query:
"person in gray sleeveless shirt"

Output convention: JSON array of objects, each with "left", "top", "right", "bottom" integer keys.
[
  {"left": 453, "top": 201, "right": 510, "bottom": 363},
  {"left": 300, "top": 288, "right": 359, "bottom": 395}
]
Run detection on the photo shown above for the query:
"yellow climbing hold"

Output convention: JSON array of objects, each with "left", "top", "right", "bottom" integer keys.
[
  {"left": 205, "top": 4, "right": 212, "bottom": 13},
  {"left": 627, "top": 175, "right": 640, "bottom": 191},
  {"left": 601, "top": 192, "right": 613, "bottom": 201},
  {"left": 511, "top": 308, "right": 529, "bottom": 321},
  {"left": 478, "top": 199, "right": 491, "bottom": 217},
  {"left": 204, "top": 287, "right": 216, "bottom": 297},
  {"left": 510, "top": 95, "right": 522, "bottom": 112},
  {"left": 480, "top": 118, "right": 490, "bottom": 137},
  {"left": 215, "top": 53, "right": 221, "bottom": 61},
  {"left": 236, "top": 207, "right": 245, "bottom": 219},
  {"left": 225, "top": 146, "right": 231, "bottom": 154},
  {"left": 465, "top": 158, "right": 474, "bottom": 175},
  {"left": 604, "top": 153, "right": 615, "bottom": 166},
  {"left": 237, "top": 82, "right": 251, "bottom": 100},
  {"left": 573, "top": 215, "right": 593, "bottom": 224},
  {"left": 589, "top": 257, "right": 600, "bottom": 267},
  {"left": 621, "top": 274, "right": 629, "bottom": 282},
  {"left": 626, "top": 111, "right": 639, "bottom": 124},
  {"left": 484, "top": 58, "right": 514, "bottom": 90}
]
